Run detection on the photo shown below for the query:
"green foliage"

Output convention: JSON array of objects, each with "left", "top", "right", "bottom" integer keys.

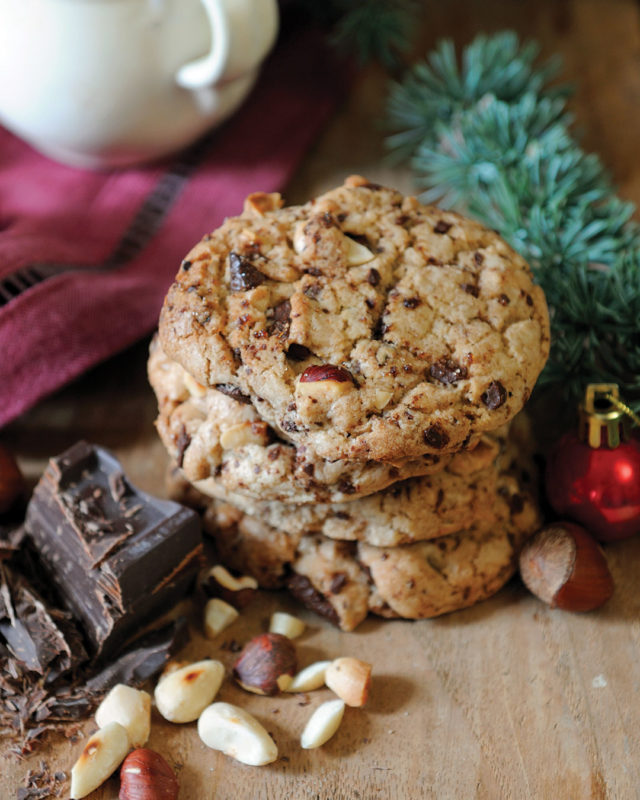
[{"left": 386, "top": 31, "right": 640, "bottom": 411}]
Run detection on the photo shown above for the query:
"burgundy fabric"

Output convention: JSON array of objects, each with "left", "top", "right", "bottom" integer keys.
[{"left": 0, "top": 33, "right": 343, "bottom": 427}]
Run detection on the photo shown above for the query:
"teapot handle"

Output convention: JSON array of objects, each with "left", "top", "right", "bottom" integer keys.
[{"left": 176, "top": 0, "right": 279, "bottom": 90}]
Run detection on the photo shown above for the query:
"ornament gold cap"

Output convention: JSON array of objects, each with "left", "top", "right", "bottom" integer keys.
[{"left": 579, "top": 384, "right": 629, "bottom": 449}]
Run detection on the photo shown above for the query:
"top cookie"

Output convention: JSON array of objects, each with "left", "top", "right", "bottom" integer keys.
[{"left": 159, "top": 176, "right": 550, "bottom": 462}]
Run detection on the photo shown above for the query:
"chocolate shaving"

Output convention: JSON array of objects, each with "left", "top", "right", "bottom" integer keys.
[
  {"left": 215, "top": 384, "right": 252, "bottom": 404},
  {"left": 18, "top": 760, "right": 66, "bottom": 799}
]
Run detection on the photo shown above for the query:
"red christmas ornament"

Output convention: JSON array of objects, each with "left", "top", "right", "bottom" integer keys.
[{"left": 545, "top": 384, "right": 640, "bottom": 542}]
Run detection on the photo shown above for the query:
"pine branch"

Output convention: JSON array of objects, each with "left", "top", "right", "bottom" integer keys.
[{"left": 386, "top": 31, "right": 640, "bottom": 411}]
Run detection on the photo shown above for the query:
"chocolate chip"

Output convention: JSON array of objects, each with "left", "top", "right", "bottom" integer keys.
[
  {"left": 303, "top": 282, "right": 322, "bottom": 299},
  {"left": 215, "top": 384, "right": 252, "bottom": 404},
  {"left": 481, "top": 381, "right": 507, "bottom": 410},
  {"left": 525, "top": 293, "right": 533, "bottom": 306},
  {"left": 181, "top": 260, "right": 192, "bottom": 271},
  {"left": 176, "top": 426, "right": 191, "bottom": 468},
  {"left": 365, "top": 298, "right": 375, "bottom": 310},
  {"left": 229, "top": 251, "right": 267, "bottom": 291},
  {"left": 372, "top": 317, "right": 388, "bottom": 339},
  {"left": 337, "top": 479, "right": 356, "bottom": 495},
  {"left": 461, "top": 283, "right": 479, "bottom": 297},
  {"left": 433, "top": 220, "right": 452, "bottom": 234},
  {"left": 268, "top": 299, "right": 291, "bottom": 337},
  {"left": 367, "top": 268, "right": 380, "bottom": 286},
  {"left": 509, "top": 493, "right": 525, "bottom": 514},
  {"left": 403, "top": 297, "right": 421, "bottom": 309},
  {"left": 474, "top": 252, "right": 484, "bottom": 265},
  {"left": 321, "top": 212, "right": 338, "bottom": 228},
  {"left": 268, "top": 447, "right": 281, "bottom": 462},
  {"left": 286, "top": 574, "right": 340, "bottom": 627},
  {"left": 329, "top": 573, "right": 348, "bottom": 594},
  {"left": 429, "top": 357, "right": 468, "bottom": 385},
  {"left": 334, "top": 511, "right": 350, "bottom": 520},
  {"left": 303, "top": 463, "right": 315, "bottom": 476},
  {"left": 498, "top": 294, "right": 510, "bottom": 306},
  {"left": 286, "top": 344, "right": 312, "bottom": 362},
  {"left": 423, "top": 424, "right": 450, "bottom": 449}
]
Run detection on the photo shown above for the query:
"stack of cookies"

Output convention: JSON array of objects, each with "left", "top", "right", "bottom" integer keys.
[{"left": 149, "top": 176, "right": 550, "bottom": 631}]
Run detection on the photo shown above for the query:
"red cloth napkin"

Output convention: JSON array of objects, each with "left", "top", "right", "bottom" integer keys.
[{"left": 0, "top": 33, "right": 344, "bottom": 428}]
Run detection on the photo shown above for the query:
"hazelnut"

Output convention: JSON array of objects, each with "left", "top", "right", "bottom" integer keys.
[
  {"left": 324, "top": 657, "right": 372, "bottom": 707},
  {"left": 296, "top": 365, "right": 355, "bottom": 404},
  {"left": 204, "top": 597, "right": 239, "bottom": 639},
  {"left": 519, "top": 522, "right": 614, "bottom": 612},
  {"left": 0, "top": 444, "right": 24, "bottom": 516},
  {"left": 233, "top": 632, "right": 297, "bottom": 695},
  {"left": 269, "top": 611, "right": 305, "bottom": 640},
  {"left": 119, "top": 748, "right": 178, "bottom": 800},
  {"left": 285, "top": 660, "right": 332, "bottom": 693},
  {"left": 154, "top": 659, "right": 225, "bottom": 723},
  {"left": 198, "top": 702, "right": 278, "bottom": 766}
]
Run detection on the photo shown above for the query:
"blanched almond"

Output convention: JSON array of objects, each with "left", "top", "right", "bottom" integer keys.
[
  {"left": 269, "top": 611, "right": 305, "bottom": 639},
  {"left": 209, "top": 564, "right": 258, "bottom": 592},
  {"left": 324, "top": 657, "right": 372, "bottom": 707},
  {"left": 204, "top": 597, "right": 239, "bottom": 639},
  {"left": 154, "top": 659, "right": 224, "bottom": 723},
  {"left": 198, "top": 702, "right": 278, "bottom": 766},
  {"left": 220, "top": 421, "right": 268, "bottom": 450},
  {"left": 285, "top": 660, "right": 332, "bottom": 693},
  {"left": 183, "top": 371, "right": 206, "bottom": 397},
  {"left": 95, "top": 684, "right": 151, "bottom": 749},
  {"left": 300, "top": 699, "right": 345, "bottom": 749},
  {"left": 345, "top": 235, "right": 374, "bottom": 266},
  {"left": 70, "top": 721, "right": 130, "bottom": 799}
]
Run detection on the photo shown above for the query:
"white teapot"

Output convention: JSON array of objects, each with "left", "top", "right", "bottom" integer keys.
[{"left": 0, "top": 0, "right": 279, "bottom": 168}]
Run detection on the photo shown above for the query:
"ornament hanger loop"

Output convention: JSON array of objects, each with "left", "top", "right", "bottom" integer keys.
[{"left": 604, "top": 393, "right": 640, "bottom": 429}]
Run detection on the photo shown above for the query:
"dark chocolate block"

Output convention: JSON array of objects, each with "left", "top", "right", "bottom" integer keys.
[{"left": 25, "top": 442, "right": 202, "bottom": 659}]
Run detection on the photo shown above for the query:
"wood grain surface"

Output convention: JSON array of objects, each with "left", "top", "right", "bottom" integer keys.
[{"left": 4, "top": 2, "right": 640, "bottom": 797}]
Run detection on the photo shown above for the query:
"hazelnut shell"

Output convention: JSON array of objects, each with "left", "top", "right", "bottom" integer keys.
[{"left": 519, "top": 522, "right": 614, "bottom": 612}]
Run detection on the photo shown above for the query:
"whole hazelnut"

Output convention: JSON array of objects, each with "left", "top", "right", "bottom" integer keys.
[
  {"left": 233, "top": 632, "right": 297, "bottom": 695},
  {"left": 0, "top": 444, "right": 24, "bottom": 516},
  {"left": 119, "top": 749, "right": 178, "bottom": 800},
  {"left": 519, "top": 522, "right": 614, "bottom": 612}
]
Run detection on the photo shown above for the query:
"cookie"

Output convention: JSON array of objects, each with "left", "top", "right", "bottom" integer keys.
[
  {"left": 150, "top": 338, "right": 496, "bottom": 504},
  {"left": 190, "top": 424, "right": 523, "bottom": 547},
  {"left": 159, "top": 176, "right": 550, "bottom": 462},
  {"left": 197, "top": 483, "right": 540, "bottom": 631}
]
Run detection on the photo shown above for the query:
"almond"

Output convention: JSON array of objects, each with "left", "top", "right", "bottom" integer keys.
[
  {"left": 269, "top": 611, "right": 305, "bottom": 640},
  {"left": 300, "top": 699, "right": 346, "bottom": 749},
  {"left": 95, "top": 684, "right": 151, "bottom": 749},
  {"left": 154, "top": 659, "right": 225, "bottom": 723},
  {"left": 202, "top": 564, "right": 258, "bottom": 609},
  {"left": 70, "top": 721, "right": 130, "bottom": 799}
]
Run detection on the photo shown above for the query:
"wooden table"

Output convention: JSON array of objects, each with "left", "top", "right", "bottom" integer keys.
[{"left": 4, "top": 2, "right": 640, "bottom": 797}]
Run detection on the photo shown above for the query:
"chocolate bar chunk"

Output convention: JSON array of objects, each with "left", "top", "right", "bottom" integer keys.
[{"left": 25, "top": 442, "right": 202, "bottom": 659}]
